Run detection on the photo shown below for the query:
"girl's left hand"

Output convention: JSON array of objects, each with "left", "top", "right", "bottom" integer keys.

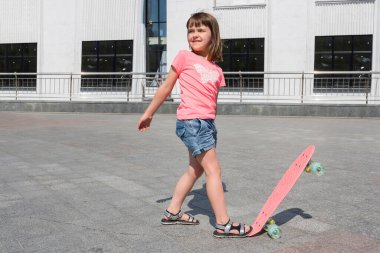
[{"left": 137, "top": 114, "right": 153, "bottom": 132}]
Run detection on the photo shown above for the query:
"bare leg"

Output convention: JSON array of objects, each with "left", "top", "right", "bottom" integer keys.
[
  {"left": 196, "top": 148, "right": 250, "bottom": 233},
  {"left": 165, "top": 152, "right": 204, "bottom": 221},
  {"left": 195, "top": 148, "right": 228, "bottom": 224}
]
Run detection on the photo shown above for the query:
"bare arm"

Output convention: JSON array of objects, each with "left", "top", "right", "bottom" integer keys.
[
  {"left": 216, "top": 91, "right": 219, "bottom": 117},
  {"left": 137, "top": 67, "right": 178, "bottom": 131}
]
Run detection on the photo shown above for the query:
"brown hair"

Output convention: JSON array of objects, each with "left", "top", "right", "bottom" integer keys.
[{"left": 186, "top": 12, "right": 223, "bottom": 62}]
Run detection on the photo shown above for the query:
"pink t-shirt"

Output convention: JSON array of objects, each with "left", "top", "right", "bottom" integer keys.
[{"left": 171, "top": 50, "right": 225, "bottom": 120}]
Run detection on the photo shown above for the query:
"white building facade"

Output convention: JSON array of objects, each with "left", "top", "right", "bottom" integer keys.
[{"left": 0, "top": 0, "right": 379, "bottom": 103}]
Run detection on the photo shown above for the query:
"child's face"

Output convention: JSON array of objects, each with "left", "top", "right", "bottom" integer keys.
[{"left": 187, "top": 24, "right": 212, "bottom": 57}]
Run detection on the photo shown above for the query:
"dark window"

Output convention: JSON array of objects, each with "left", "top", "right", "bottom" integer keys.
[
  {"left": 0, "top": 43, "right": 37, "bottom": 91},
  {"left": 146, "top": 0, "right": 167, "bottom": 78},
  {"left": 314, "top": 35, "right": 372, "bottom": 93},
  {"left": 81, "top": 40, "right": 133, "bottom": 92},
  {"left": 219, "top": 38, "right": 265, "bottom": 92},
  {"left": 147, "top": 44, "right": 166, "bottom": 74}
]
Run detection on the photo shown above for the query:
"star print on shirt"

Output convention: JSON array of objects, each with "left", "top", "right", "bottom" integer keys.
[{"left": 194, "top": 63, "right": 219, "bottom": 85}]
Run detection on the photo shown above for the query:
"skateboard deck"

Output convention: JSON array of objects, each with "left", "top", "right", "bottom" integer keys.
[{"left": 248, "top": 145, "right": 323, "bottom": 238}]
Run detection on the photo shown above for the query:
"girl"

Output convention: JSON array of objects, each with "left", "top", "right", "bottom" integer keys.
[{"left": 137, "top": 12, "right": 252, "bottom": 238}]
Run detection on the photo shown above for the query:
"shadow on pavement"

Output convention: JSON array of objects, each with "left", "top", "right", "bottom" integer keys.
[
  {"left": 156, "top": 182, "right": 228, "bottom": 226},
  {"left": 272, "top": 208, "right": 313, "bottom": 226}
]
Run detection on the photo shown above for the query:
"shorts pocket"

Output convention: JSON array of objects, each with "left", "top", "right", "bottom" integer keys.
[{"left": 176, "top": 121, "right": 186, "bottom": 138}]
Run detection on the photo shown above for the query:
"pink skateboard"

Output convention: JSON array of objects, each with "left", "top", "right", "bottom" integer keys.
[{"left": 248, "top": 145, "right": 324, "bottom": 238}]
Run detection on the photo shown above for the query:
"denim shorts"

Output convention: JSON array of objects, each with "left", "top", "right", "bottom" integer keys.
[{"left": 176, "top": 119, "right": 217, "bottom": 157}]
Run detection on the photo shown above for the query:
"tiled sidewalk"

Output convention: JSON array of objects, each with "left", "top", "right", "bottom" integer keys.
[{"left": 0, "top": 112, "right": 379, "bottom": 252}]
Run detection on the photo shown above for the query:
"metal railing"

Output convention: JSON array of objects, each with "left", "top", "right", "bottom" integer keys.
[
  {"left": 0, "top": 71, "right": 379, "bottom": 104},
  {"left": 220, "top": 71, "right": 379, "bottom": 104}
]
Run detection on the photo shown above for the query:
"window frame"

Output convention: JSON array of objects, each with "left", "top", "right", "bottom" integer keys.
[
  {"left": 314, "top": 35, "right": 373, "bottom": 93},
  {"left": 0, "top": 43, "right": 37, "bottom": 91},
  {"left": 81, "top": 40, "right": 134, "bottom": 92},
  {"left": 220, "top": 38, "right": 265, "bottom": 93}
]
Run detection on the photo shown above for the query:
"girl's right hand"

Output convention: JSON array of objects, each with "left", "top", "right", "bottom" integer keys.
[
  {"left": 137, "top": 67, "right": 178, "bottom": 132},
  {"left": 137, "top": 114, "right": 153, "bottom": 132}
]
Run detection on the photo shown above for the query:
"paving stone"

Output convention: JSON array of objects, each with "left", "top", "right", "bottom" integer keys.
[{"left": 0, "top": 112, "right": 379, "bottom": 252}]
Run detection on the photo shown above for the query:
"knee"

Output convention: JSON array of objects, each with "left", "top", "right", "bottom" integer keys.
[
  {"left": 188, "top": 164, "right": 203, "bottom": 179},
  {"left": 204, "top": 166, "right": 221, "bottom": 179}
]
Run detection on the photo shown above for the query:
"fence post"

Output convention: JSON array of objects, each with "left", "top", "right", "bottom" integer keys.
[
  {"left": 365, "top": 75, "right": 370, "bottom": 105},
  {"left": 15, "top": 74, "right": 18, "bottom": 101},
  {"left": 142, "top": 74, "right": 146, "bottom": 101},
  {"left": 69, "top": 73, "right": 73, "bottom": 101},
  {"left": 127, "top": 76, "right": 131, "bottom": 102},
  {"left": 301, "top": 72, "right": 305, "bottom": 103},
  {"left": 239, "top": 71, "right": 243, "bottom": 103}
]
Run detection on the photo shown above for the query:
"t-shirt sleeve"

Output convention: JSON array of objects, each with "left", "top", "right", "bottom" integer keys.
[
  {"left": 171, "top": 50, "right": 186, "bottom": 74},
  {"left": 218, "top": 68, "right": 226, "bottom": 87}
]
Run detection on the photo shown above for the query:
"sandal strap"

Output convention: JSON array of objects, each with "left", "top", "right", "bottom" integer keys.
[
  {"left": 239, "top": 224, "right": 245, "bottom": 235},
  {"left": 215, "top": 218, "right": 232, "bottom": 233},
  {"left": 215, "top": 219, "right": 246, "bottom": 235},
  {"left": 164, "top": 209, "right": 182, "bottom": 220}
]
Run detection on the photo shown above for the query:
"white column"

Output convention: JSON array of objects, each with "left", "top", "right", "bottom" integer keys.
[
  {"left": 39, "top": 0, "right": 76, "bottom": 73},
  {"left": 38, "top": 0, "right": 77, "bottom": 100},
  {"left": 130, "top": 0, "right": 146, "bottom": 101},
  {"left": 370, "top": 0, "right": 380, "bottom": 104},
  {"left": 265, "top": 0, "right": 309, "bottom": 102},
  {"left": 305, "top": 0, "right": 315, "bottom": 73},
  {"left": 266, "top": 0, "right": 308, "bottom": 72},
  {"left": 373, "top": 0, "right": 380, "bottom": 72}
]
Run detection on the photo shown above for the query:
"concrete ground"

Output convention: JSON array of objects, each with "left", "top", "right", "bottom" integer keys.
[{"left": 0, "top": 111, "right": 379, "bottom": 253}]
